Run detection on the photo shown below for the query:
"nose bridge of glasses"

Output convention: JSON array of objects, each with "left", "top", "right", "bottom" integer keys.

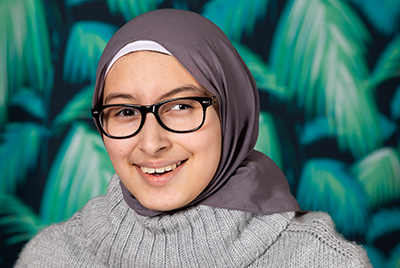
[
  {"left": 142, "top": 104, "right": 156, "bottom": 114},
  {"left": 140, "top": 104, "right": 162, "bottom": 127},
  {"left": 141, "top": 104, "right": 159, "bottom": 120}
]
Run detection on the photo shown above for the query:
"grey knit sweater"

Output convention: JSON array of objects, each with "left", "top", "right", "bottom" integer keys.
[{"left": 15, "top": 176, "right": 371, "bottom": 267}]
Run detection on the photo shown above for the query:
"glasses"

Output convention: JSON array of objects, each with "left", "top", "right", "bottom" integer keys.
[{"left": 91, "top": 96, "right": 217, "bottom": 139}]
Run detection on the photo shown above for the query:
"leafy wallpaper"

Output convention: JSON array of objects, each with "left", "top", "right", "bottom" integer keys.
[{"left": 1, "top": 0, "right": 400, "bottom": 267}]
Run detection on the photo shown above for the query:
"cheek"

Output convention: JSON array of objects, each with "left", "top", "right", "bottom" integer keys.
[
  {"left": 185, "top": 111, "right": 222, "bottom": 177},
  {"left": 104, "top": 137, "right": 134, "bottom": 165}
]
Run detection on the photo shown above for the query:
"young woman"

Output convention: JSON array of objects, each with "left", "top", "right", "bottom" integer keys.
[{"left": 16, "top": 9, "right": 371, "bottom": 267}]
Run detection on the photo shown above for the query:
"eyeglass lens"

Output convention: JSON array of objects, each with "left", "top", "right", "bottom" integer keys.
[{"left": 100, "top": 99, "right": 205, "bottom": 137}]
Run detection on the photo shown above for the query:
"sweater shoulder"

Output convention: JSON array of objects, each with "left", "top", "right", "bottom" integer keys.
[
  {"left": 15, "top": 195, "right": 108, "bottom": 268},
  {"left": 285, "top": 211, "right": 372, "bottom": 267},
  {"left": 15, "top": 214, "right": 83, "bottom": 267}
]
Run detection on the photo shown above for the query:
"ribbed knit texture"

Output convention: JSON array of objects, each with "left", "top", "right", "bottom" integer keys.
[{"left": 15, "top": 175, "right": 371, "bottom": 267}]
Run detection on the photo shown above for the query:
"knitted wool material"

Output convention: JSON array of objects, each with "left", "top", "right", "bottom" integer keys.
[{"left": 15, "top": 175, "right": 371, "bottom": 267}]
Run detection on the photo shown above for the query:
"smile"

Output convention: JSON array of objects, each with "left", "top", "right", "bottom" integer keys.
[{"left": 140, "top": 161, "right": 183, "bottom": 174}]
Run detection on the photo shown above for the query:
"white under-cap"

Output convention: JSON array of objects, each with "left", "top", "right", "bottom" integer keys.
[{"left": 105, "top": 40, "right": 172, "bottom": 75}]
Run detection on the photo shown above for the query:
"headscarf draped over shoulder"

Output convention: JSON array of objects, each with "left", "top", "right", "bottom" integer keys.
[{"left": 93, "top": 9, "right": 301, "bottom": 217}]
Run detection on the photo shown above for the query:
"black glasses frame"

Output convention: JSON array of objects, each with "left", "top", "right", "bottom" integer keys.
[{"left": 91, "top": 96, "right": 217, "bottom": 139}]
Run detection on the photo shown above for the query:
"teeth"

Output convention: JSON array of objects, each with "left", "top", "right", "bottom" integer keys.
[
  {"left": 156, "top": 167, "right": 165, "bottom": 173},
  {"left": 140, "top": 161, "right": 182, "bottom": 174}
]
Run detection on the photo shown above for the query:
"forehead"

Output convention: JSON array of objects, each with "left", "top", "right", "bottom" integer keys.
[{"left": 103, "top": 51, "right": 211, "bottom": 104}]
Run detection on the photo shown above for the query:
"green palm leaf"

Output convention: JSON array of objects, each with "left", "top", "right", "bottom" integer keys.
[
  {"left": 387, "top": 242, "right": 400, "bottom": 268},
  {"left": 203, "top": 0, "right": 269, "bottom": 42},
  {"left": 296, "top": 158, "right": 369, "bottom": 237},
  {"left": 66, "top": 0, "right": 95, "bottom": 6},
  {"left": 40, "top": 122, "right": 114, "bottom": 225},
  {"left": 391, "top": 85, "right": 400, "bottom": 120},
  {"left": 301, "top": 114, "right": 397, "bottom": 145},
  {"left": 0, "top": 195, "right": 45, "bottom": 245},
  {"left": 233, "top": 42, "right": 287, "bottom": 99},
  {"left": 366, "top": 207, "right": 400, "bottom": 243},
  {"left": 63, "top": 21, "right": 118, "bottom": 85},
  {"left": 299, "top": 116, "right": 335, "bottom": 145},
  {"left": 10, "top": 88, "right": 46, "bottom": 120},
  {"left": 51, "top": 84, "right": 94, "bottom": 136},
  {"left": 363, "top": 245, "right": 386, "bottom": 268},
  {"left": 105, "top": 0, "right": 164, "bottom": 21},
  {"left": 273, "top": 116, "right": 298, "bottom": 187},
  {"left": 348, "top": 0, "right": 400, "bottom": 36},
  {"left": 255, "top": 111, "right": 283, "bottom": 169},
  {"left": 350, "top": 147, "right": 400, "bottom": 209},
  {"left": 271, "top": 0, "right": 381, "bottom": 158},
  {"left": 0, "top": 0, "right": 51, "bottom": 127},
  {"left": 0, "top": 123, "right": 44, "bottom": 194},
  {"left": 370, "top": 34, "right": 400, "bottom": 87},
  {"left": 172, "top": 0, "right": 189, "bottom": 10},
  {"left": 379, "top": 114, "right": 398, "bottom": 142}
]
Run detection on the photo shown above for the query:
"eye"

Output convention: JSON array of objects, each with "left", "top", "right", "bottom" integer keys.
[
  {"left": 115, "top": 108, "right": 139, "bottom": 117},
  {"left": 170, "top": 103, "right": 193, "bottom": 111},
  {"left": 160, "top": 99, "right": 199, "bottom": 115}
]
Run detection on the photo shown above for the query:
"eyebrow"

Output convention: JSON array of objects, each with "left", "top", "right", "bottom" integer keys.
[
  {"left": 104, "top": 85, "right": 207, "bottom": 105},
  {"left": 104, "top": 93, "right": 135, "bottom": 105},
  {"left": 159, "top": 85, "right": 207, "bottom": 100}
]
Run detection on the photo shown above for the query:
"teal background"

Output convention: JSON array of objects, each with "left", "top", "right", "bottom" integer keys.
[{"left": 1, "top": 0, "right": 400, "bottom": 267}]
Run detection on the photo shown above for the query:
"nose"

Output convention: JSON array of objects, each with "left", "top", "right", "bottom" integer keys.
[{"left": 137, "top": 112, "right": 170, "bottom": 156}]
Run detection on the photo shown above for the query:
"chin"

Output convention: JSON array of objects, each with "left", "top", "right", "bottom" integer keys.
[{"left": 139, "top": 195, "right": 192, "bottom": 212}]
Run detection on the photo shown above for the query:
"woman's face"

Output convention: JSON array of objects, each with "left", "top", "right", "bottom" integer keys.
[{"left": 103, "top": 51, "right": 222, "bottom": 211}]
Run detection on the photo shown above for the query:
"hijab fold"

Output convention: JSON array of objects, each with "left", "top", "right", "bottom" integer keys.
[{"left": 93, "top": 9, "right": 301, "bottom": 217}]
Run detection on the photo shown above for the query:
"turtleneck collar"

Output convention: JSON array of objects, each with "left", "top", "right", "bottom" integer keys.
[{"left": 81, "top": 175, "right": 295, "bottom": 267}]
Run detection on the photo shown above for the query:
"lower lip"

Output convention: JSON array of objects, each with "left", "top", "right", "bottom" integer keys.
[{"left": 136, "top": 162, "right": 185, "bottom": 187}]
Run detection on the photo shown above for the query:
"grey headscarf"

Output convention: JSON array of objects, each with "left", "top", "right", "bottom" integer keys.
[{"left": 93, "top": 9, "right": 301, "bottom": 217}]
